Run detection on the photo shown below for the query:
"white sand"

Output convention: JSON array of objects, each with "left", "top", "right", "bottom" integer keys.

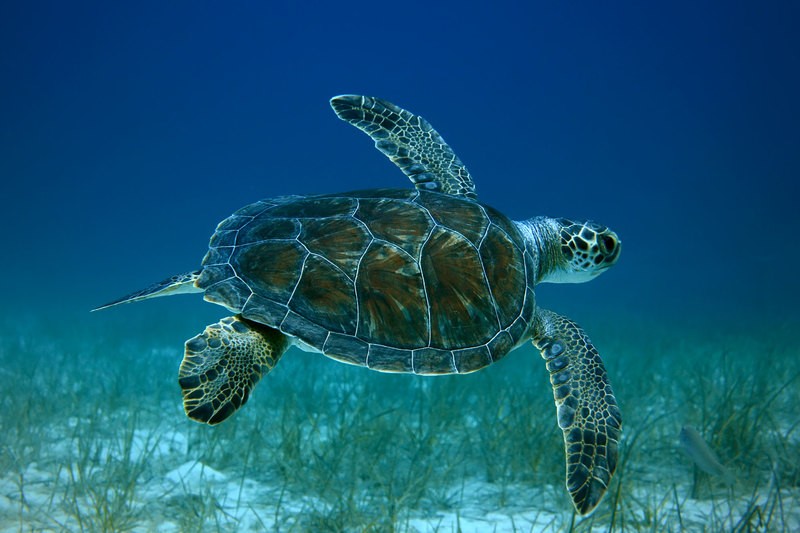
[{"left": 1, "top": 422, "right": 798, "bottom": 532}]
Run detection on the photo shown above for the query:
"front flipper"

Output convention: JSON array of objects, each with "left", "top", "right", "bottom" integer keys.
[
  {"left": 179, "top": 315, "right": 288, "bottom": 425},
  {"left": 532, "top": 308, "right": 622, "bottom": 515},
  {"left": 330, "top": 95, "right": 477, "bottom": 200}
]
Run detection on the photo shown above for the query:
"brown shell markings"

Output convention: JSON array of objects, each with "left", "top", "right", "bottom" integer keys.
[{"left": 197, "top": 188, "right": 534, "bottom": 374}]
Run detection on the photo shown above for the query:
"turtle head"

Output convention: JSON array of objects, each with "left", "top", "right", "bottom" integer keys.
[
  {"left": 548, "top": 218, "right": 621, "bottom": 283},
  {"left": 519, "top": 217, "right": 621, "bottom": 283}
]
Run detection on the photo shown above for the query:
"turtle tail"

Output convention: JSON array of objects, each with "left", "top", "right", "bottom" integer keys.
[{"left": 92, "top": 270, "right": 203, "bottom": 311}]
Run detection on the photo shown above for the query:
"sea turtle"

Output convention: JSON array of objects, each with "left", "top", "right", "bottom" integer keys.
[{"left": 96, "top": 95, "right": 623, "bottom": 515}]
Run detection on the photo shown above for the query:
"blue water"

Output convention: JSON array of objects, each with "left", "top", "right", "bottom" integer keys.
[{"left": 2, "top": 2, "right": 798, "bottom": 530}]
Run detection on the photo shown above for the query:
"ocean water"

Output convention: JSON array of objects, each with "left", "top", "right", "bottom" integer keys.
[{"left": 2, "top": 2, "right": 799, "bottom": 531}]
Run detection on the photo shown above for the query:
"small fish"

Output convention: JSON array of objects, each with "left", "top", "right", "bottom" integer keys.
[{"left": 679, "top": 426, "right": 735, "bottom": 484}]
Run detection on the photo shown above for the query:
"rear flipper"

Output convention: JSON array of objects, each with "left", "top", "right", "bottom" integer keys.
[
  {"left": 180, "top": 315, "right": 289, "bottom": 425},
  {"left": 92, "top": 270, "right": 202, "bottom": 311},
  {"left": 532, "top": 308, "right": 622, "bottom": 516}
]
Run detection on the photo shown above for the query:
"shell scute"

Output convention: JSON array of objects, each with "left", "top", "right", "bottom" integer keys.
[
  {"left": 480, "top": 225, "right": 527, "bottom": 328},
  {"left": 233, "top": 241, "right": 304, "bottom": 303},
  {"left": 281, "top": 310, "right": 329, "bottom": 348},
  {"left": 412, "top": 347, "right": 456, "bottom": 374},
  {"left": 322, "top": 188, "right": 415, "bottom": 201},
  {"left": 232, "top": 198, "right": 290, "bottom": 217},
  {"left": 356, "top": 242, "right": 428, "bottom": 348},
  {"left": 355, "top": 198, "right": 433, "bottom": 258},
  {"left": 241, "top": 293, "right": 287, "bottom": 326},
  {"left": 368, "top": 345, "right": 413, "bottom": 372},
  {"left": 422, "top": 226, "right": 497, "bottom": 349},
  {"left": 201, "top": 242, "right": 233, "bottom": 266},
  {"left": 523, "top": 286, "right": 536, "bottom": 320},
  {"left": 453, "top": 345, "right": 494, "bottom": 373},
  {"left": 204, "top": 275, "right": 250, "bottom": 311},
  {"left": 323, "top": 333, "right": 368, "bottom": 366},
  {"left": 416, "top": 192, "right": 487, "bottom": 246},
  {"left": 209, "top": 229, "right": 237, "bottom": 248},
  {"left": 483, "top": 204, "right": 523, "bottom": 250},
  {"left": 299, "top": 217, "right": 370, "bottom": 278},
  {"left": 216, "top": 214, "right": 251, "bottom": 232},
  {"left": 237, "top": 218, "right": 300, "bottom": 245},
  {"left": 508, "top": 316, "right": 529, "bottom": 342},
  {"left": 289, "top": 255, "right": 356, "bottom": 335},
  {"left": 269, "top": 196, "right": 356, "bottom": 218},
  {"left": 198, "top": 262, "right": 235, "bottom": 287},
  {"left": 487, "top": 330, "right": 515, "bottom": 362}
]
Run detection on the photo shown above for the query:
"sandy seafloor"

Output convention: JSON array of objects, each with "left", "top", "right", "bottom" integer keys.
[{"left": 0, "top": 304, "right": 797, "bottom": 532}]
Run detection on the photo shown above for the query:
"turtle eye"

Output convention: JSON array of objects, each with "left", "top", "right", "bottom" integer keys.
[{"left": 599, "top": 235, "right": 617, "bottom": 254}]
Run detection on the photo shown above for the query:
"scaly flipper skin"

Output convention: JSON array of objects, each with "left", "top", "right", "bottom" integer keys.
[
  {"left": 532, "top": 308, "right": 622, "bottom": 515},
  {"left": 179, "top": 316, "right": 288, "bottom": 425},
  {"left": 92, "top": 270, "right": 202, "bottom": 311},
  {"left": 330, "top": 95, "right": 478, "bottom": 200}
]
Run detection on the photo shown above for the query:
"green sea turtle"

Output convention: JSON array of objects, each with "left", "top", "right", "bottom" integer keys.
[{"left": 96, "top": 95, "right": 622, "bottom": 515}]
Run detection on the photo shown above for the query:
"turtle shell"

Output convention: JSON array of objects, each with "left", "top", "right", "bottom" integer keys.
[{"left": 197, "top": 189, "right": 536, "bottom": 374}]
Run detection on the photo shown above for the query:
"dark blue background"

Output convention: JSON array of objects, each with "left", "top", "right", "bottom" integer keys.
[{"left": 2, "top": 1, "right": 798, "bottom": 331}]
